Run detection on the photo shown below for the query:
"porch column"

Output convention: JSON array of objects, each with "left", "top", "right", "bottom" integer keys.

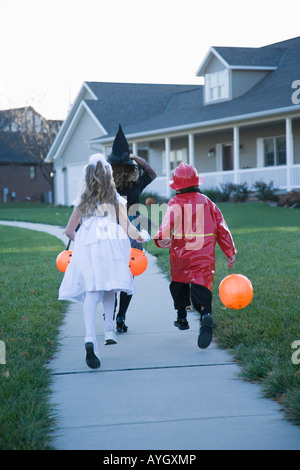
[
  {"left": 132, "top": 141, "right": 138, "bottom": 155},
  {"left": 188, "top": 133, "right": 195, "bottom": 166},
  {"left": 233, "top": 126, "right": 240, "bottom": 184},
  {"left": 286, "top": 118, "right": 294, "bottom": 191},
  {"left": 165, "top": 137, "right": 171, "bottom": 198}
]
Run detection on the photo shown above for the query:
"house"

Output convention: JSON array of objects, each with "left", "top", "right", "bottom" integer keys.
[
  {"left": 46, "top": 36, "right": 300, "bottom": 205},
  {"left": 0, "top": 107, "right": 62, "bottom": 202}
]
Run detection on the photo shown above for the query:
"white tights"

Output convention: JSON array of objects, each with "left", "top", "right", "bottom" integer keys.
[{"left": 83, "top": 290, "right": 116, "bottom": 342}]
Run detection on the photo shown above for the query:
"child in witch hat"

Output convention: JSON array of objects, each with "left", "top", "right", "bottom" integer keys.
[
  {"left": 154, "top": 162, "right": 236, "bottom": 349},
  {"left": 107, "top": 124, "right": 156, "bottom": 333}
]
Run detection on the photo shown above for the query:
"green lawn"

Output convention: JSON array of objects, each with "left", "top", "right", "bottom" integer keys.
[
  {"left": 0, "top": 201, "right": 299, "bottom": 450},
  {"left": 0, "top": 224, "right": 67, "bottom": 449},
  {"left": 0, "top": 202, "right": 73, "bottom": 226},
  {"left": 146, "top": 202, "right": 300, "bottom": 424}
]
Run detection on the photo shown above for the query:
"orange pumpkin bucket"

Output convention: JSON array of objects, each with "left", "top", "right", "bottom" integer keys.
[
  {"left": 219, "top": 274, "right": 253, "bottom": 309},
  {"left": 56, "top": 250, "right": 73, "bottom": 273},
  {"left": 129, "top": 248, "right": 148, "bottom": 276}
]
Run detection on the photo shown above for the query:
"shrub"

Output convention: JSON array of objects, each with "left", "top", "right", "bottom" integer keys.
[
  {"left": 202, "top": 188, "right": 229, "bottom": 203},
  {"left": 221, "top": 182, "right": 249, "bottom": 203},
  {"left": 253, "top": 180, "right": 279, "bottom": 202},
  {"left": 231, "top": 182, "right": 249, "bottom": 203},
  {"left": 278, "top": 190, "right": 300, "bottom": 208},
  {"left": 204, "top": 183, "right": 249, "bottom": 203}
]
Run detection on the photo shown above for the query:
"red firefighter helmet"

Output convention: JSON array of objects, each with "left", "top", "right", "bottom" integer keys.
[{"left": 169, "top": 163, "right": 200, "bottom": 191}]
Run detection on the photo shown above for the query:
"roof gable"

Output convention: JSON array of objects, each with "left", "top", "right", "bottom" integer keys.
[
  {"left": 46, "top": 36, "right": 300, "bottom": 153},
  {"left": 95, "top": 37, "right": 300, "bottom": 141},
  {"left": 84, "top": 82, "right": 201, "bottom": 136},
  {"left": 213, "top": 46, "right": 284, "bottom": 69},
  {"left": 196, "top": 45, "right": 284, "bottom": 76}
]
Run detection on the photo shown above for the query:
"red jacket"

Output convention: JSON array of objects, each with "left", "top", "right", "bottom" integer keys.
[{"left": 154, "top": 191, "right": 237, "bottom": 290}]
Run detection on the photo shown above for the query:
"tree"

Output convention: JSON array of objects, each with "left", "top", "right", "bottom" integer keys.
[{"left": 0, "top": 106, "right": 62, "bottom": 193}]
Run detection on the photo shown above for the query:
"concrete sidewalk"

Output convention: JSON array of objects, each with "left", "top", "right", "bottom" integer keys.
[{"left": 1, "top": 221, "right": 300, "bottom": 450}]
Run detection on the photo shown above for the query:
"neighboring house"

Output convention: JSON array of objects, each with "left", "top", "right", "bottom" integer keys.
[
  {"left": 46, "top": 36, "right": 300, "bottom": 205},
  {"left": 0, "top": 107, "right": 62, "bottom": 202}
]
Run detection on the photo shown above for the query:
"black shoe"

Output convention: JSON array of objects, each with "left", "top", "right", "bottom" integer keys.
[
  {"left": 174, "top": 318, "right": 190, "bottom": 330},
  {"left": 198, "top": 314, "right": 213, "bottom": 349},
  {"left": 85, "top": 342, "right": 101, "bottom": 369},
  {"left": 116, "top": 319, "right": 128, "bottom": 333}
]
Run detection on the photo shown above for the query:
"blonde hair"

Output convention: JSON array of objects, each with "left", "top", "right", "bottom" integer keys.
[
  {"left": 77, "top": 161, "right": 118, "bottom": 217},
  {"left": 112, "top": 164, "right": 139, "bottom": 191}
]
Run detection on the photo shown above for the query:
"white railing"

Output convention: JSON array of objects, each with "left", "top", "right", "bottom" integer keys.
[{"left": 147, "top": 165, "right": 300, "bottom": 197}]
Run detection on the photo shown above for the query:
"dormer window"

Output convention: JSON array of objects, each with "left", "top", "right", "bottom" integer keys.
[{"left": 204, "top": 69, "right": 229, "bottom": 104}]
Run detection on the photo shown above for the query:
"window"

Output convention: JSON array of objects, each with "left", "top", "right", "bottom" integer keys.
[
  {"left": 205, "top": 70, "right": 229, "bottom": 103},
  {"left": 30, "top": 166, "right": 36, "bottom": 179},
  {"left": 170, "top": 150, "right": 186, "bottom": 171},
  {"left": 162, "top": 149, "right": 187, "bottom": 175},
  {"left": 264, "top": 136, "right": 286, "bottom": 166}
]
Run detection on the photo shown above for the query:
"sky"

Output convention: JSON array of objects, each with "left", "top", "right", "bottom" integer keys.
[{"left": 0, "top": 0, "right": 299, "bottom": 121}]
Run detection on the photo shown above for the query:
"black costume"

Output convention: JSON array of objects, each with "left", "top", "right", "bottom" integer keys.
[{"left": 107, "top": 124, "right": 154, "bottom": 331}]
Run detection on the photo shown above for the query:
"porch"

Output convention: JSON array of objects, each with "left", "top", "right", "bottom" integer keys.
[
  {"left": 142, "top": 116, "right": 300, "bottom": 198},
  {"left": 148, "top": 164, "right": 300, "bottom": 198}
]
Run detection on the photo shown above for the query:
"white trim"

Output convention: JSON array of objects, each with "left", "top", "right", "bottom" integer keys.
[
  {"left": 256, "top": 138, "right": 264, "bottom": 168},
  {"left": 188, "top": 134, "right": 195, "bottom": 166},
  {"left": 132, "top": 142, "right": 138, "bottom": 155},
  {"left": 286, "top": 118, "right": 294, "bottom": 191},
  {"left": 83, "top": 82, "right": 99, "bottom": 101},
  {"left": 196, "top": 47, "right": 229, "bottom": 76},
  {"left": 148, "top": 165, "right": 300, "bottom": 197},
  {"left": 233, "top": 126, "right": 240, "bottom": 183},
  {"left": 196, "top": 47, "right": 278, "bottom": 77},
  {"left": 216, "top": 144, "right": 222, "bottom": 172},
  {"left": 52, "top": 101, "right": 105, "bottom": 160},
  {"left": 229, "top": 65, "right": 277, "bottom": 71},
  {"left": 94, "top": 105, "right": 300, "bottom": 144},
  {"left": 165, "top": 137, "right": 171, "bottom": 198},
  {"left": 45, "top": 82, "right": 102, "bottom": 162},
  {"left": 204, "top": 69, "right": 230, "bottom": 104}
]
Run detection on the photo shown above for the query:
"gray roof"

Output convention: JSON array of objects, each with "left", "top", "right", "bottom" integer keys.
[
  {"left": 84, "top": 82, "right": 199, "bottom": 138},
  {"left": 80, "top": 37, "right": 300, "bottom": 143},
  {"left": 213, "top": 46, "right": 284, "bottom": 68},
  {"left": 0, "top": 132, "right": 36, "bottom": 164}
]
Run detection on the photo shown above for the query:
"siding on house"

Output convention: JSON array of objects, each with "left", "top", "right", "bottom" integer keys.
[
  {"left": 231, "top": 70, "right": 270, "bottom": 99},
  {"left": 0, "top": 165, "right": 51, "bottom": 202},
  {"left": 204, "top": 54, "right": 225, "bottom": 73},
  {"left": 54, "top": 108, "right": 105, "bottom": 205}
]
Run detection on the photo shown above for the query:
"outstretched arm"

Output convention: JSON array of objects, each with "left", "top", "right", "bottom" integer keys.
[
  {"left": 118, "top": 202, "right": 144, "bottom": 242},
  {"left": 213, "top": 203, "right": 237, "bottom": 267},
  {"left": 65, "top": 207, "right": 81, "bottom": 241}
]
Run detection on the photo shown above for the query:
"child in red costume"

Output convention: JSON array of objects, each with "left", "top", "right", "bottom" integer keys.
[{"left": 154, "top": 163, "right": 237, "bottom": 349}]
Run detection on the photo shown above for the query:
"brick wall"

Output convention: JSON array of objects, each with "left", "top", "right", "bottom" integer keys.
[{"left": 0, "top": 164, "right": 52, "bottom": 202}]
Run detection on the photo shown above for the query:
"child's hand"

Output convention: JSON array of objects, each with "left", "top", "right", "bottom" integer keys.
[
  {"left": 138, "top": 229, "right": 151, "bottom": 243},
  {"left": 156, "top": 238, "right": 171, "bottom": 249},
  {"left": 227, "top": 255, "right": 236, "bottom": 268}
]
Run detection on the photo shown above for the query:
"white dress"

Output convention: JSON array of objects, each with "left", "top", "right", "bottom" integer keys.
[{"left": 58, "top": 196, "right": 135, "bottom": 303}]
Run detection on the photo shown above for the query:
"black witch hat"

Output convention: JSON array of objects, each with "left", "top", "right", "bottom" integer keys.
[{"left": 107, "top": 124, "right": 135, "bottom": 166}]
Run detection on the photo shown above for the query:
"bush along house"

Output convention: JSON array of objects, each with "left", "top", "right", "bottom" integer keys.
[{"left": 45, "top": 36, "right": 300, "bottom": 205}]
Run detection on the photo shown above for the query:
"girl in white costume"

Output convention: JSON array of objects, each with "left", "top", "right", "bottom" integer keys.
[{"left": 59, "top": 153, "right": 144, "bottom": 369}]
